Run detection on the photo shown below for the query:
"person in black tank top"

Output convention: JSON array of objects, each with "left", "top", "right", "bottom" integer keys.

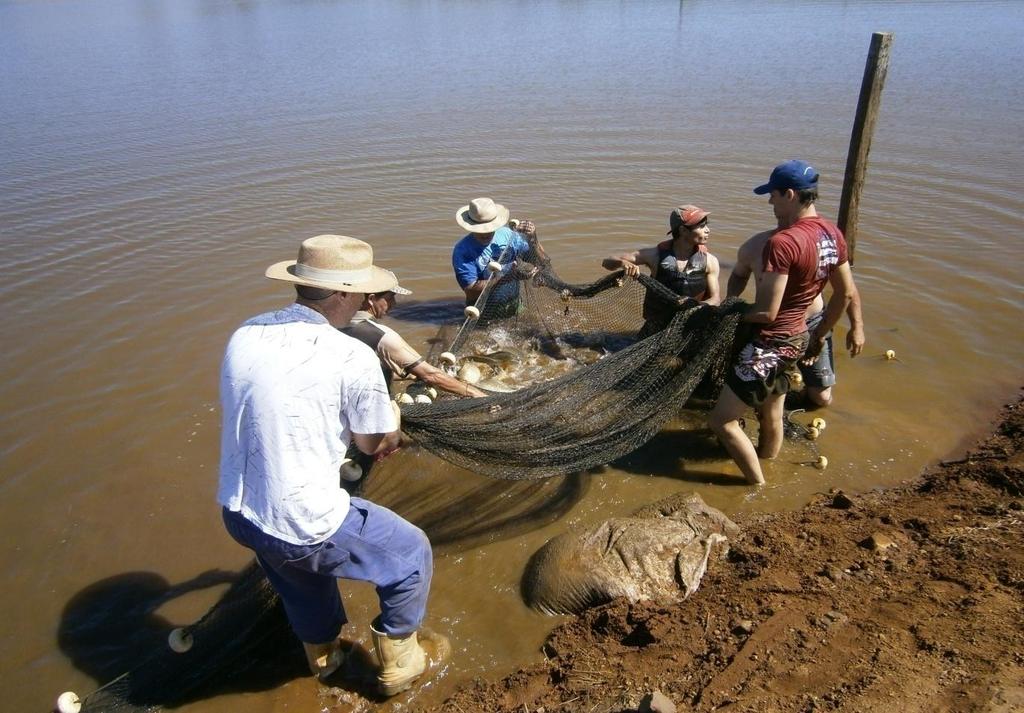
[
  {"left": 340, "top": 291, "right": 486, "bottom": 400},
  {"left": 601, "top": 204, "right": 722, "bottom": 338}
]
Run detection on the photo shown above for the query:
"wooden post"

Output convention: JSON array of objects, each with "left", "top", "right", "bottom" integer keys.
[{"left": 837, "top": 32, "right": 893, "bottom": 265}]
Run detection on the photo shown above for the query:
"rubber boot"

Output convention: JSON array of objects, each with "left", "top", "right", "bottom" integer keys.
[
  {"left": 370, "top": 621, "right": 427, "bottom": 696},
  {"left": 302, "top": 639, "right": 344, "bottom": 680}
]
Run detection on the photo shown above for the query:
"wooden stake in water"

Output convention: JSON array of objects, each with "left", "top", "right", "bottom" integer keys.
[{"left": 837, "top": 32, "right": 894, "bottom": 266}]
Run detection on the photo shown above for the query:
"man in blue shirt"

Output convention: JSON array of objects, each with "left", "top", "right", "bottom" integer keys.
[{"left": 451, "top": 197, "right": 547, "bottom": 318}]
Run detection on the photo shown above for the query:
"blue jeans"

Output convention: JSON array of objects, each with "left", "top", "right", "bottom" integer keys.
[
  {"left": 222, "top": 498, "right": 432, "bottom": 644},
  {"left": 800, "top": 311, "right": 837, "bottom": 388}
]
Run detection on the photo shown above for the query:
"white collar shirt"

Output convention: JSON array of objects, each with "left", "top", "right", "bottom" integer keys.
[{"left": 217, "top": 303, "right": 396, "bottom": 545}]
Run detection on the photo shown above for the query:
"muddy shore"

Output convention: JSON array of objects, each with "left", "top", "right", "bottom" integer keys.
[{"left": 418, "top": 393, "right": 1024, "bottom": 713}]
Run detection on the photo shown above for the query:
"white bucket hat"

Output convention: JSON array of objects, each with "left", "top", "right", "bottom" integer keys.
[
  {"left": 455, "top": 197, "right": 511, "bottom": 234},
  {"left": 266, "top": 235, "right": 411, "bottom": 295}
]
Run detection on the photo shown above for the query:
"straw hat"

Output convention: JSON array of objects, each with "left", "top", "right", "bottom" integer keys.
[
  {"left": 455, "top": 197, "right": 510, "bottom": 233},
  {"left": 266, "top": 235, "right": 411, "bottom": 295}
]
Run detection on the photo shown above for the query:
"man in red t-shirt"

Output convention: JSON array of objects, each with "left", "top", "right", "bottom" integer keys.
[{"left": 709, "top": 160, "right": 859, "bottom": 484}]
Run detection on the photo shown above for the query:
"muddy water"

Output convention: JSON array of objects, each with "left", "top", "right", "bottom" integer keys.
[{"left": 2, "top": 0, "right": 1022, "bottom": 710}]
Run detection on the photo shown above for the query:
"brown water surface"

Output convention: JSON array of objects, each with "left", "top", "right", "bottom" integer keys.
[{"left": 2, "top": 1, "right": 1023, "bottom": 711}]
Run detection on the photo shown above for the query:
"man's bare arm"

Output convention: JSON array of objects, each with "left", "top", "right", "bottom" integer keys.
[
  {"left": 805, "top": 263, "right": 855, "bottom": 360},
  {"left": 703, "top": 254, "right": 722, "bottom": 305},
  {"left": 352, "top": 430, "right": 400, "bottom": 456},
  {"left": 743, "top": 271, "right": 788, "bottom": 324},
  {"left": 844, "top": 283, "right": 865, "bottom": 357},
  {"left": 602, "top": 247, "right": 656, "bottom": 278},
  {"left": 727, "top": 231, "right": 772, "bottom": 299},
  {"left": 408, "top": 361, "right": 486, "bottom": 398},
  {"left": 727, "top": 260, "right": 753, "bottom": 299},
  {"left": 462, "top": 279, "right": 488, "bottom": 304}
]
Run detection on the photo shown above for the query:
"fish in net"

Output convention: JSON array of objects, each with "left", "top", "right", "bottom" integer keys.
[{"left": 400, "top": 219, "right": 749, "bottom": 479}]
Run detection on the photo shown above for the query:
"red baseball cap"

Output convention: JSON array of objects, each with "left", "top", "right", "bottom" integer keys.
[{"left": 668, "top": 205, "right": 710, "bottom": 234}]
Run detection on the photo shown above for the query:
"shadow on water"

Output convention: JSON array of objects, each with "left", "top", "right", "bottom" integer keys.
[
  {"left": 57, "top": 468, "right": 588, "bottom": 709},
  {"left": 57, "top": 566, "right": 308, "bottom": 710},
  {"left": 363, "top": 458, "right": 591, "bottom": 553},
  {"left": 613, "top": 427, "right": 748, "bottom": 488}
]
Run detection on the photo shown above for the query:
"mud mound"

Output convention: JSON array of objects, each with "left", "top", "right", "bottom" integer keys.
[{"left": 421, "top": 394, "right": 1024, "bottom": 713}]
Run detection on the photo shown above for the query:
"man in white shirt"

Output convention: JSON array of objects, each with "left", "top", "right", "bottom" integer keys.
[{"left": 218, "top": 234, "right": 442, "bottom": 696}]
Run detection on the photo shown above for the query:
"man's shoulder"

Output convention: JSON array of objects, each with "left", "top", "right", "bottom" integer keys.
[
  {"left": 493, "top": 226, "right": 527, "bottom": 249},
  {"left": 737, "top": 229, "right": 774, "bottom": 259},
  {"left": 327, "top": 331, "right": 388, "bottom": 381},
  {"left": 743, "top": 229, "right": 775, "bottom": 246},
  {"left": 239, "top": 303, "right": 313, "bottom": 328},
  {"left": 377, "top": 324, "right": 418, "bottom": 360},
  {"left": 366, "top": 318, "right": 405, "bottom": 343},
  {"left": 453, "top": 233, "right": 482, "bottom": 258},
  {"left": 790, "top": 215, "right": 842, "bottom": 238}
]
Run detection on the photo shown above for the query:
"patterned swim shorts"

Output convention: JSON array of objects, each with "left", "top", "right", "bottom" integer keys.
[{"left": 726, "top": 331, "right": 810, "bottom": 407}]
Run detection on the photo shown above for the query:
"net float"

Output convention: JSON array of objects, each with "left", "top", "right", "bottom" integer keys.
[
  {"left": 807, "top": 426, "right": 820, "bottom": 440},
  {"left": 414, "top": 394, "right": 432, "bottom": 404},
  {"left": 168, "top": 627, "right": 193, "bottom": 653},
  {"left": 811, "top": 417, "right": 826, "bottom": 431},
  {"left": 814, "top": 455, "right": 829, "bottom": 470},
  {"left": 486, "top": 260, "right": 502, "bottom": 273},
  {"left": 397, "top": 392, "right": 414, "bottom": 404},
  {"left": 438, "top": 351, "right": 457, "bottom": 366},
  {"left": 508, "top": 218, "right": 520, "bottom": 229},
  {"left": 339, "top": 461, "right": 363, "bottom": 482},
  {"left": 789, "top": 370, "right": 803, "bottom": 386},
  {"left": 56, "top": 692, "right": 81, "bottom": 713},
  {"left": 464, "top": 305, "right": 480, "bottom": 319},
  {"left": 458, "top": 363, "right": 482, "bottom": 384},
  {"left": 885, "top": 349, "right": 896, "bottom": 360},
  {"left": 425, "top": 387, "right": 438, "bottom": 400}
]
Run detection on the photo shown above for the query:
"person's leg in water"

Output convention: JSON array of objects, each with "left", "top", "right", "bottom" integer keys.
[
  {"left": 338, "top": 498, "right": 440, "bottom": 696},
  {"left": 221, "top": 509, "right": 348, "bottom": 680},
  {"left": 709, "top": 384, "right": 765, "bottom": 485},
  {"left": 798, "top": 312, "right": 836, "bottom": 408},
  {"left": 223, "top": 501, "right": 443, "bottom": 694},
  {"left": 756, "top": 390, "right": 787, "bottom": 459}
]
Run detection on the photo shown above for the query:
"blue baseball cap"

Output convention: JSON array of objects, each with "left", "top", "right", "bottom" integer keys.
[{"left": 753, "top": 160, "right": 820, "bottom": 195}]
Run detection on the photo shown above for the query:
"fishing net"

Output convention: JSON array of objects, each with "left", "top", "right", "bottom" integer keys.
[
  {"left": 67, "top": 224, "right": 760, "bottom": 710},
  {"left": 399, "top": 221, "right": 749, "bottom": 480},
  {"left": 75, "top": 561, "right": 300, "bottom": 712}
]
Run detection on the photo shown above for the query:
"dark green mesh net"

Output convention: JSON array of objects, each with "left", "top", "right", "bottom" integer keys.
[
  {"left": 76, "top": 561, "right": 300, "bottom": 712},
  {"left": 400, "top": 223, "right": 749, "bottom": 479},
  {"left": 70, "top": 224, "right": 760, "bottom": 710}
]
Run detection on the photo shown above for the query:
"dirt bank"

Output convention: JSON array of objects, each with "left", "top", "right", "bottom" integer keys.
[{"left": 420, "top": 394, "right": 1024, "bottom": 713}]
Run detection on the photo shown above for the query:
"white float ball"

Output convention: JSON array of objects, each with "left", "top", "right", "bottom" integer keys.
[
  {"left": 486, "top": 260, "right": 502, "bottom": 273},
  {"left": 438, "top": 351, "right": 457, "bottom": 366},
  {"left": 398, "top": 392, "right": 414, "bottom": 405},
  {"left": 464, "top": 305, "right": 480, "bottom": 319},
  {"left": 414, "top": 394, "right": 432, "bottom": 404},
  {"left": 56, "top": 692, "right": 81, "bottom": 713},
  {"left": 168, "top": 627, "right": 193, "bottom": 653},
  {"left": 339, "top": 461, "right": 363, "bottom": 482},
  {"left": 458, "top": 363, "right": 482, "bottom": 384},
  {"left": 807, "top": 426, "right": 820, "bottom": 440},
  {"left": 812, "top": 417, "right": 827, "bottom": 431},
  {"left": 885, "top": 349, "right": 896, "bottom": 360},
  {"left": 814, "top": 456, "right": 829, "bottom": 470},
  {"left": 426, "top": 387, "right": 438, "bottom": 400}
]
